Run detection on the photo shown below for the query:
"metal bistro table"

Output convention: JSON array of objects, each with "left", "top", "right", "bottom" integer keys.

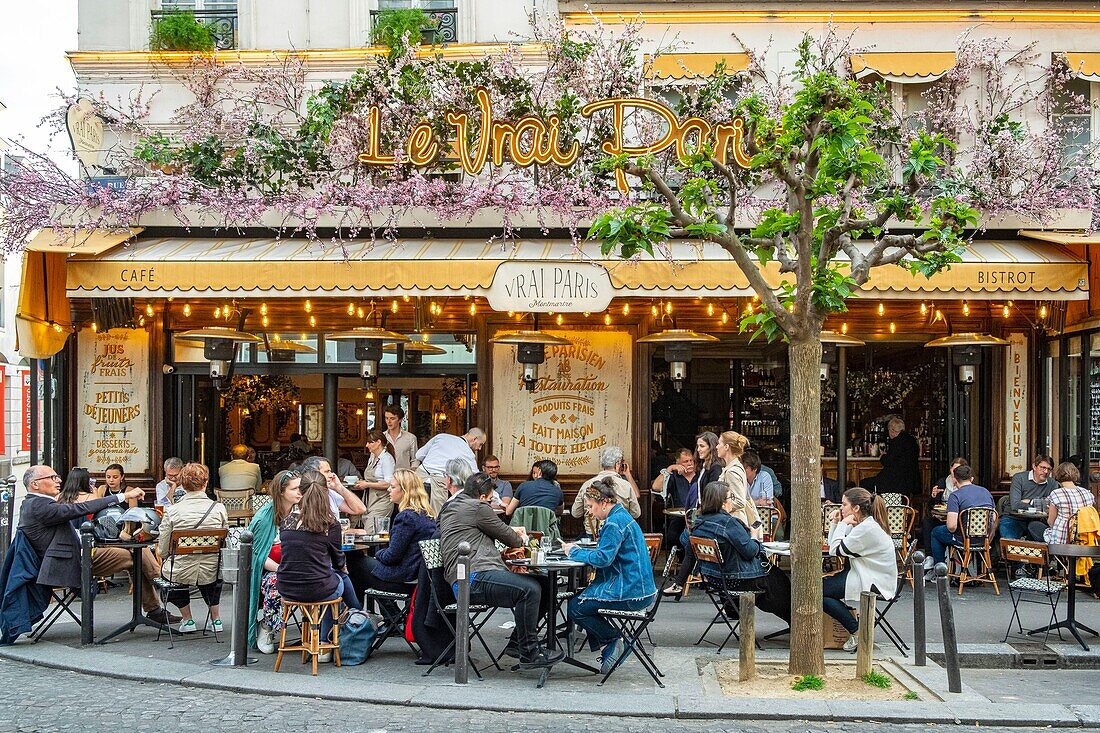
[
  {"left": 1029, "top": 543, "right": 1100, "bottom": 651},
  {"left": 507, "top": 556, "right": 599, "bottom": 677},
  {"left": 95, "top": 538, "right": 164, "bottom": 644}
]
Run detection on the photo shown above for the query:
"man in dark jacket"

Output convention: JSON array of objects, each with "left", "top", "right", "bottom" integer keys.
[
  {"left": 437, "top": 472, "right": 562, "bottom": 670},
  {"left": 18, "top": 465, "right": 144, "bottom": 590},
  {"left": 869, "top": 417, "right": 921, "bottom": 500}
]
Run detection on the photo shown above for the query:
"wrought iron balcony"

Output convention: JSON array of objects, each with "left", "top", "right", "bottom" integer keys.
[
  {"left": 151, "top": 10, "right": 238, "bottom": 50},
  {"left": 370, "top": 8, "right": 458, "bottom": 45}
]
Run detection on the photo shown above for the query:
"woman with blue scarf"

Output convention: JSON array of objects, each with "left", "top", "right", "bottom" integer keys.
[
  {"left": 247, "top": 469, "right": 302, "bottom": 653},
  {"left": 564, "top": 477, "right": 656, "bottom": 673}
]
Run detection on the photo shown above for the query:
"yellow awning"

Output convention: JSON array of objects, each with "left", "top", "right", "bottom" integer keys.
[
  {"left": 644, "top": 53, "right": 750, "bottom": 80},
  {"left": 63, "top": 237, "right": 1088, "bottom": 301},
  {"left": 17, "top": 251, "right": 74, "bottom": 359},
  {"left": 1020, "top": 229, "right": 1100, "bottom": 245},
  {"left": 26, "top": 226, "right": 142, "bottom": 256},
  {"left": 850, "top": 52, "right": 957, "bottom": 82},
  {"left": 1063, "top": 53, "right": 1100, "bottom": 82}
]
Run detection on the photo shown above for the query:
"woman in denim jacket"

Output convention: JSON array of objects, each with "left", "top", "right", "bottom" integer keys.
[
  {"left": 564, "top": 477, "right": 657, "bottom": 673},
  {"left": 691, "top": 480, "right": 792, "bottom": 624}
]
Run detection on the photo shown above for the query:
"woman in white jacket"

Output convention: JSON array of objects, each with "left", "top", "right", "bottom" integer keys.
[{"left": 825, "top": 487, "right": 896, "bottom": 652}]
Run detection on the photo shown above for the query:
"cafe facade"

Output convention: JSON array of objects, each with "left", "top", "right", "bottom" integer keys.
[{"left": 18, "top": 2, "right": 1100, "bottom": 519}]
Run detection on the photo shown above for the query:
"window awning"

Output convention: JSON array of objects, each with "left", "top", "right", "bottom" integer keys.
[
  {"left": 25, "top": 226, "right": 143, "bottom": 255},
  {"left": 17, "top": 251, "right": 75, "bottom": 359},
  {"left": 1062, "top": 53, "right": 1100, "bottom": 82},
  {"left": 850, "top": 52, "right": 957, "bottom": 83},
  {"left": 644, "top": 53, "right": 750, "bottom": 80},
  {"left": 1020, "top": 229, "right": 1100, "bottom": 245},
  {"left": 64, "top": 237, "right": 1088, "bottom": 301}
]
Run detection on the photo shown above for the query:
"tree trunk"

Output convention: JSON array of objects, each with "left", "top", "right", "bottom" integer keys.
[{"left": 787, "top": 334, "right": 826, "bottom": 676}]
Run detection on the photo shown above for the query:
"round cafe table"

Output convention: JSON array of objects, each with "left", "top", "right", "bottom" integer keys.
[{"left": 1029, "top": 543, "right": 1100, "bottom": 650}]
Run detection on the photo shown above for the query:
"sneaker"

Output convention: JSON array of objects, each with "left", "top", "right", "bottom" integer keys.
[
  {"left": 842, "top": 635, "right": 857, "bottom": 653},
  {"left": 318, "top": 651, "right": 332, "bottom": 663},
  {"left": 256, "top": 626, "right": 276, "bottom": 654},
  {"left": 178, "top": 619, "right": 198, "bottom": 634},
  {"left": 517, "top": 647, "right": 566, "bottom": 670},
  {"left": 922, "top": 556, "right": 934, "bottom": 571},
  {"left": 600, "top": 638, "right": 623, "bottom": 675},
  {"left": 205, "top": 619, "right": 224, "bottom": 634}
]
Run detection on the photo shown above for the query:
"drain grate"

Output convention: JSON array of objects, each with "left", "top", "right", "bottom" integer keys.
[{"left": 1009, "top": 641, "right": 1061, "bottom": 669}]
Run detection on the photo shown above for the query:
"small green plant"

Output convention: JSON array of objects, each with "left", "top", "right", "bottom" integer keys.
[
  {"left": 371, "top": 9, "right": 436, "bottom": 58},
  {"left": 861, "top": 670, "right": 892, "bottom": 689},
  {"left": 150, "top": 12, "right": 215, "bottom": 52},
  {"left": 903, "top": 691, "right": 920, "bottom": 701},
  {"left": 791, "top": 674, "right": 825, "bottom": 691}
]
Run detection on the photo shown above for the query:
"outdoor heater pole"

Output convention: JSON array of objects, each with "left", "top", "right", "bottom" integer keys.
[{"left": 323, "top": 373, "right": 338, "bottom": 469}]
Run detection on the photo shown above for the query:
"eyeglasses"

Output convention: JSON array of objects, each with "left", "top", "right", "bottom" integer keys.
[{"left": 34, "top": 474, "right": 61, "bottom": 483}]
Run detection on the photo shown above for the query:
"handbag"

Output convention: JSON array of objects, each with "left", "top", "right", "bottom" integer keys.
[
  {"left": 501, "top": 546, "right": 528, "bottom": 574},
  {"left": 339, "top": 609, "right": 379, "bottom": 665}
]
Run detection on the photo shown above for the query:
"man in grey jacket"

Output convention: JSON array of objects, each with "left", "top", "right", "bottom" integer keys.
[
  {"left": 438, "top": 472, "right": 563, "bottom": 670},
  {"left": 998, "top": 454, "right": 1057, "bottom": 542}
]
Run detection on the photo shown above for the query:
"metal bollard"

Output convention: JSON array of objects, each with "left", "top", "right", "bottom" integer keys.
[
  {"left": 455, "top": 541, "right": 471, "bottom": 684},
  {"left": 912, "top": 550, "right": 926, "bottom": 666},
  {"left": 80, "top": 522, "right": 95, "bottom": 646},
  {"left": 212, "top": 530, "right": 257, "bottom": 667},
  {"left": 934, "top": 562, "right": 961, "bottom": 693}
]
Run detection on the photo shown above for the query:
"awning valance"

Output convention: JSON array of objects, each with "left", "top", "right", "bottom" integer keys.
[
  {"left": 850, "top": 52, "right": 957, "bottom": 83},
  {"left": 645, "top": 53, "right": 750, "bottom": 80},
  {"left": 1062, "top": 53, "right": 1100, "bottom": 82},
  {"left": 17, "top": 251, "right": 74, "bottom": 359},
  {"left": 64, "top": 237, "right": 1088, "bottom": 301}
]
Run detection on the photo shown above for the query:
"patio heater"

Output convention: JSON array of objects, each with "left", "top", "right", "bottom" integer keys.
[
  {"left": 924, "top": 333, "right": 1009, "bottom": 388},
  {"left": 177, "top": 327, "right": 262, "bottom": 390},
  {"left": 383, "top": 338, "right": 447, "bottom": 365},
  {"left": 489, "top": 330, "right": 573, "bottom": 391},
  {"left": 636, "top": 328, "right": 719, "bottom": 392},
  {"left": 325, "top": 327, "right": 409, "bottom": 388}
]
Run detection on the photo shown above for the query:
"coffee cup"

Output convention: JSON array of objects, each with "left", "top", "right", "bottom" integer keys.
[{"left": 344, "top": 475, "right": 357, "bottom": 486}]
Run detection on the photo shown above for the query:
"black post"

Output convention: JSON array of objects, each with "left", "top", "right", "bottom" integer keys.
[
  {"left": 212, "top": 530, "right": 257, "bottom": 666},
  {"left": 935, "top": 562, "right": 961, "bottom": 692},
  {"left": 323, "top": 373, "right": 338, "bottom": 469},
  {"left": 837, "top": 346, "right": 848, "bottom": 487},
  {"left": 80, "top": 522, "right": 95, "bottom": 646},
  {"left": 455, "top": 541, "right": 471, "bottom": 684},
  {"left": 912, "top": 550, "right": 926, "bottom": 667}
]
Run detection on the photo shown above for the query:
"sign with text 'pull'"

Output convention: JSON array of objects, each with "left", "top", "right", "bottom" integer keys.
[{"left": 488, "top": 262, "right": 613, "bottom": 313}]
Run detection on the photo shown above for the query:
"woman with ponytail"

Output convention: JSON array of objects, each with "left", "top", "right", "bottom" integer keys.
[{"left": 824, "top": 487, "right": 896, "bottom": 652}]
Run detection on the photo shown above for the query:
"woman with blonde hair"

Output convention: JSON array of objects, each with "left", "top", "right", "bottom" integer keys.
[
  {"left": 824, "top": 487, "right": 895, "bottom": 652},
  {"left": 354, "top": 468, "right": 438, "bottom": 599},
  {"left": 717, "top": 431, "right": 759, "bottom": 527}
]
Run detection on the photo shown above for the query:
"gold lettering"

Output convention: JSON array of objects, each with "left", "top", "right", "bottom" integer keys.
[
  {"left": 357, "top": 107, "right": 397, "bottom": 165},
  {"left": 405, "top": 122, "right": 439, "bottom": 166}
]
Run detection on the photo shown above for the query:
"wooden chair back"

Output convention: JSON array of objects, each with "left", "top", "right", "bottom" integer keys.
[
  {"left": 689, "top": 536, "right": 724, "bottom": 567},
  {"left": 643, "top": 533, "right": 663, "bottom": 565},
  {"left": 999, "top": 538, "right": 1049, "bottom": 568},
  {"left": 215, "top": 488, "right": 254, "bottom": 525},
  {"left": 167, "top": 528, "right": 228, "bottom": 557}
]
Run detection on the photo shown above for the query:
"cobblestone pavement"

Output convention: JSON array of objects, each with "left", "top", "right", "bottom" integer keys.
[{"left": 0, "top": 659, "right": 1036, "bottom": 733}]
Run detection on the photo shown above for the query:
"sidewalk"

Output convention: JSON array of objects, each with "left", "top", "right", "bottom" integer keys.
[{"left": 2, "top": 582, "right": 1099, "bottom": 726}]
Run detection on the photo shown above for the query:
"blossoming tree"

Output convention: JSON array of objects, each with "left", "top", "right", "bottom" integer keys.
[{"left": 1, "top": 20, "right": 1094, "bottom": 675}]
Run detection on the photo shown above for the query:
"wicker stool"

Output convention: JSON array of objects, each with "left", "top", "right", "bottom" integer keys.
[{"left": 274, "top": 598, "right": 343, "bottom": 675}]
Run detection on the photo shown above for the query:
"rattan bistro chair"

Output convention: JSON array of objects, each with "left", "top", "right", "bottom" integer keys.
[
  {"left": 948, "top": 507, "right": 1000, "bottom": 595},
  {"left": 153, "top": 528, "right": 228, "bottom": 649},
  {"left": 886, "top": 504, "right": 918, "bottom": 582},
  {"left": 214, "top": 488, "right": 254, "bottom": 526},
  {"left": 999, "top": 539, "right": 1066, "bottom": 642}
]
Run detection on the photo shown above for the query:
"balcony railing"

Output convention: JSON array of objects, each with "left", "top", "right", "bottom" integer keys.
[
  {"left": 370, "top": 8, "right": 458, "bottom": 45},
  {"left": 151, "top": 9, "right": 238, "bottom": 50}
]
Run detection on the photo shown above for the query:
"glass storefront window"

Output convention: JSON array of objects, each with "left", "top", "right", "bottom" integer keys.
[
  {"left": 1067, "top": 336, "right": 1083, "bottom": 460},
  {"left": 324, "top": 333, "right": 476, "bottom": 364},
  {"left": 1045, "top": 340, "right": 1060, "bottom": 458},
  {"left": 256, "top": 334, "right": 319, "bottom": 364}
]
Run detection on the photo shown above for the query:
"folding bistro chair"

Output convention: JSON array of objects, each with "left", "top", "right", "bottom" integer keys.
[
  {"left": 999, "top": 539, "right": 1066, "bottom": 642},
  {"left": 688, "top": 536, "right": 762, "bottom": 654},
  {"left": 363, "top": 580, "right": 419, "bottom": 656},
  {"left": 418, "top": 539, "right": 499, "bottom": 679},
  {"left": 153, "top": 528, "right": 228, "bottom": 649},
  {"left": 29, "top": 588, "right": 81, "bottom": 643},
  {"left": 948, "top": 507, "right": 1000, "bottom": 595},
  {"left": 596, "top": 542, "right": 678, "bottom": 687},
  {"left": 214, "top": 489, "right": 254, "bottom": 527},
  {"left": 872, "top": 544, "right": 916, "bottom": 656}
]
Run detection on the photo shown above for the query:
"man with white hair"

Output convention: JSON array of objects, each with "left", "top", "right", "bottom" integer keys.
[
  {"left": 443, "top": 458, "right": 474, "bottom": 505},
  {"left": 415, "top": 428, "right": 486, "bottom": 513},
  {"left": 572, "top": 446, "right": 641, "bottom": 536},
  {"left": 155, "top": 457, "right": 184, "bottom": 507},
  {"left": 868, "top": 416, "right": 921, "bottom": 501}
]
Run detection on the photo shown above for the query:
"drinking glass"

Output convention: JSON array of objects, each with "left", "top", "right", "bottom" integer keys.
[
  {"left": 363, "top": 516, "right": 377, "bottom": 536},
  {"left": 376, "top": 517, "right": 390, "bottom": 536}
]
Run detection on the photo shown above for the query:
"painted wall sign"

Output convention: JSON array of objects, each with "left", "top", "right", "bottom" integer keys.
[
  {"left": 492, "top": 330, "right": 632, "bottom": 475},
  {"left": 21, "top": 370, "right": 31, "bottom": 453},
  {"left": 488, "top": 261, "right": 613, "bottom": 313},
  {"left": 1004, "top": 332, "right": 1028, "bottom": 475},
  {"left": 358, "top": 87, "right": 751, "bottom": 191},
  {"left": 66, "top": 98, "right": 104, "bottom": 172},
  {"left": 76, "top": 328, "right": 150, "bottom": 472}
]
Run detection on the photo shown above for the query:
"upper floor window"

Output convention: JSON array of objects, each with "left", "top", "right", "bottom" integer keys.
[
  {"left": 154, "top": 0, "right": 238, "bottom": 50},
  {"left": 1053, "top": 76, "right": 1095, "bottom": 168},
  {"left": 372, "top": 0, "right": 458, "bottom": 45}
]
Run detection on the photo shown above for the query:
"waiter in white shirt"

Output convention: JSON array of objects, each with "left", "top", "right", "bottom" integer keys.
[
  {"left": 416, "top": 427, "right": 485, "bottom": 513},
  {"left": 383, "top": 404, "right": 419, "bottom": 470}
]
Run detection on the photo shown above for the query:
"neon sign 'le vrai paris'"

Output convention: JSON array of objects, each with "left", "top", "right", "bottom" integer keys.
[{"left": 357, "top": 87, "right": 752, "bottom": 191}]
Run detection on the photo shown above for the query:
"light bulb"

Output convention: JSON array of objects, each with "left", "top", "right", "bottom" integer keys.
[
  {"left": 665, "top": 302, "right": 672, "bottom": 314},
  {"left": 877, "top": 302, "right": 885, "bottom": 316},
  {"left": 556, "top": 314, "right": 563, "bottom": 326},
  {"left": 260, "top": 302, "right": 268, "bottom": 316},
  {"left": 357, "top": 307, "right": 365, "bottom": 319},
  {"left": 182, "top": 303, "right": 191, "bottom": 317},
  {"left": 469, "top": 303, "right": 476, "bottom": 316},
  {"left": 138, "top": 316, "right": 145, "bottom": 327},
  {"left": 935, "top": 309, "right": 943, "bottom": 322},
  {"left": 622, "top": 303, "right": 630, "bottom": 315},
  {"left": 721, "top": 312, "right": 729, "bottom": 324},
  {"left": 309, "top": 315, "right": 316, "bottom": 327},
  {"left": 214, "top": 306, "right": 221, "bottom": 318},
  {"left": 1039, "top": 304, "right": 1048, "bottom": 319},
  {"left": 962, "top": 301, "right": 970, "bottom": 317},
  {"left": 707, "top": 303, "right": 714, "bottom": 316},
  {"left": 403, "top": 295, "right": 410, "bottom": 302},
  {"left": 305, "top": 299, "right": 312, "bottom": 313},
  {"left": 651, "top": 305, "right": 658, "bottom": 317},
  {"left": 841, "top": 322, "right": 848, "bottom": 334},
  {"left": 391, "top": 300, "right": 398, "bottom": 313},
  {"left": 583, "top": 311, "right": 590, "bottom": 318},
  {"left": 273, "top": 333, "right": 280, "bottom": 342},
  {"left": 262, "top": 315, "right": 269, "bottom": 328},
  {"left": 889, "top": 322, "right": 896, "bottom": 333},
  {"left": 347, "top": 302, "right": 355, "bottom": 316},
  {"left": 145, "top": 304, "right": 154, "bottom": 317},
  {"left": 91, "top": 322, "right": 98, "bottom": 332},
  {"left": 920, "top": 302, "right": 927, "bottom": 315},
  {"left": 507, "top": 311, "right": 514, "bottom": 318},
  {"left": 300, "top": 333, "right": 306, "bottom": 341},
  {"left": 1002, "top": 304, "right": 1010, "bottom": 318},
  {"left": 604, "top": 314, "right": 611, "bottom": 326},
  {"left": 366, "top": 391, "right": 374, "bottom": 400}
]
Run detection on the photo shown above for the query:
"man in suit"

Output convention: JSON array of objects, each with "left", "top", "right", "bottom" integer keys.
[
  {"left": 17, "top": 464, "right": 175, "bottom": 624},
  {"left": 868, "top": 417, "right": 921, "bottom": 501},
  {"left": 218, "top": 444, "right": 262, "bottom": 491}
]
